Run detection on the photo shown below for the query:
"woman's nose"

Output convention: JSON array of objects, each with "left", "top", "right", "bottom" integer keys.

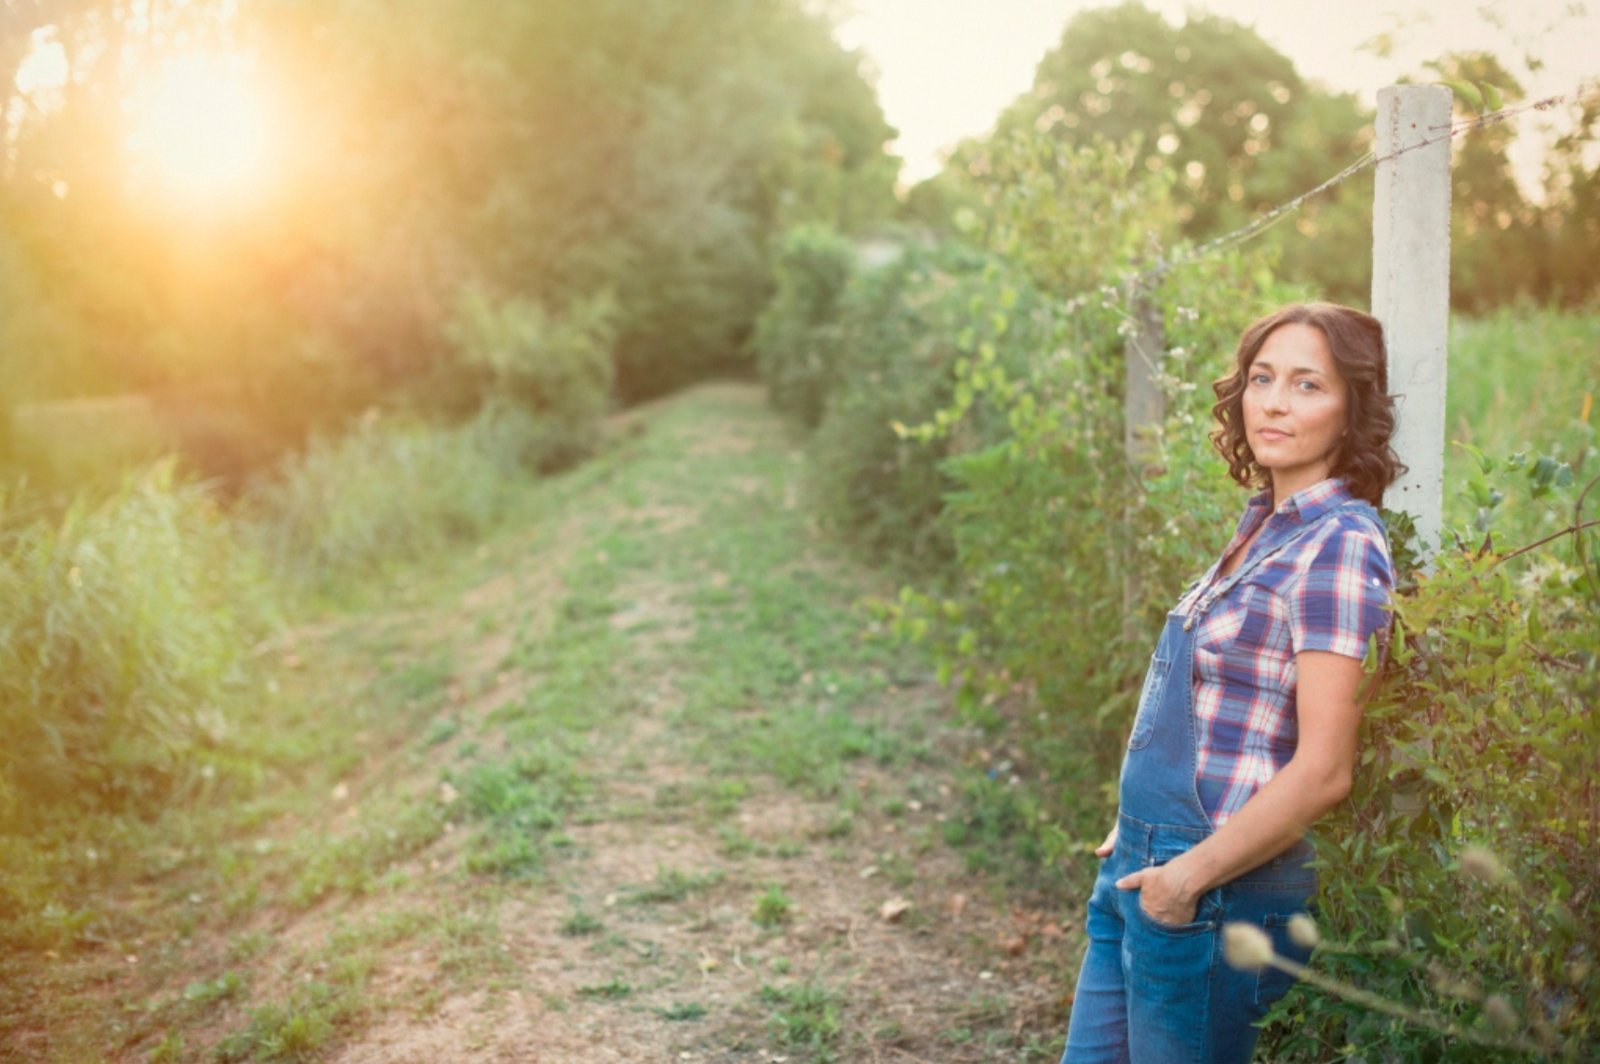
[{"left": 1263, "top": 384, "right": 1290, "bottom": 414}]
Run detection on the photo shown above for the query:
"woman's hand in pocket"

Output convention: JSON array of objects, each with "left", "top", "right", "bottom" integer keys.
[
  {"left": 1094, "top": 825, "right": 1118, "bottom": 858},
  {"left": 1116, "top": 859, "right": 1201, "bottom": 925}
]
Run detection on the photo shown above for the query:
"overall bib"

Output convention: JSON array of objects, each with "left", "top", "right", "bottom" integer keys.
[{"left": 1061, "top": 498, "right": 1373, "bottom": 1063}]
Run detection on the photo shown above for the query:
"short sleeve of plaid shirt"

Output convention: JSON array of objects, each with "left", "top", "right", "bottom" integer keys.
[
  {"left": 1286, "top": 517, "right": 1395, "bottom": 661},
  {"left": 1190, "top": 483, "right": 1397, "bottom": 826}
]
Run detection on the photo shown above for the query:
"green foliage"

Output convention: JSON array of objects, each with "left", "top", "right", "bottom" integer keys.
[
  {"left": 983, "top": 1, "right": 1367, "bottom": 241},
  {"left": 0, "top": 463, "right": 271, "bottom": 824},
  {"left": 1443, "top": 305, "right": 1599, "bottom": 548},
  {"left": 805, "top": 237, "right": 1055, "bottom": 571},
  {"left": 753, "top": 224, "right": 856, "bottom": 427},
  {"left": 1, "top": 0, "right": 896, "bottom": 483},
  {"left": 441, "top": 289, "right": 616, "bottom": 470},
  {"left": 873, "top": 131, "right": 1294, "bottom": 793},
  {"left": 1266, "top": 459, "right": 1599, "bottom": 1061},
  {"left": 761, "top": 980, "right": 845, "bottom": 1061},
  {"left": 752, "top": 883, "right": 794, "bottom": 928},
  {"left": 241, "top": 405, "right": 532, "bottom": 595}
]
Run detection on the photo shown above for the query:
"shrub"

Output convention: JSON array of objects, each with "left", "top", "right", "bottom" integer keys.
[
  {"left": 242, "top": 405, "right": 532, "bottom": 595},
  {"left": 752, "top": 223, "right": 857, "bottom": 427},
  {"left": 806, "top": 240, "right": 1052, "bottom": 572},
  {"left": 0, "top": 463, "right": 271, "bottom": 824},
  {"left": 1264, "top": 453, "right": 1599, "bottom": 1061},
  {"left": 442, "top": 288, "right": 616, "bottom": 471}
]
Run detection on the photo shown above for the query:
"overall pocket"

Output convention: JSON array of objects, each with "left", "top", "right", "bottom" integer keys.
[
  {"left": 1126, "top": 653, "right": 1173, "bottom": 750},
  {"left": 1254, "top": 909, "right": 1316, "bottom": 1007}
]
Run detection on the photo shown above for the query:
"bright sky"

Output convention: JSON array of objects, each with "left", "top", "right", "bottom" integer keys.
[{"left": 833, "top": 0, "right": 1600, "bottom": 192}]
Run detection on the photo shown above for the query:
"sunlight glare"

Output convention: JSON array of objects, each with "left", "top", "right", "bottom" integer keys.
[{"left": 127, "top": 53, "right": 275, "bottom": 206}]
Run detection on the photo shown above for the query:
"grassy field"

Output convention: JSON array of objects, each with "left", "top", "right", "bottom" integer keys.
[
  {"left": 1442, "top": 306, "right": 1598, "bottom": 542},
  {"left": 3, "top": 384, "right": 1076, "bottom": 1062}
]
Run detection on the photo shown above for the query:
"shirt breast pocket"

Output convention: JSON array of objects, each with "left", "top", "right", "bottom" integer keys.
[
  {"left": 1228, "top": 573, "right": 1291, "bottom": 651},
  {"left": 1219, "top": 579, "right": 1295, "bottom": 694}
]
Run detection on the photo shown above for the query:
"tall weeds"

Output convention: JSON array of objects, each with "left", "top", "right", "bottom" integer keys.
[
  {"left": 241, "top": 405, "right": 537, "bottom": 596},
  {"left": 0, "top": 463, "right": 272, "bottom": 825}
]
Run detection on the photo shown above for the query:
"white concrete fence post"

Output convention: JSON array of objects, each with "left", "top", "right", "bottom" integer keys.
[
  {"left": 1122, "top": 283, "right": 1165, "bottom": 641},
  {"left": 1371, "top": 84, "right": 1453, "bottom": 557}
]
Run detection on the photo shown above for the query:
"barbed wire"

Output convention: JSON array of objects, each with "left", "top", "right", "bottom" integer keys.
[{"left": 1137, "top": 81, "right": 1600, "bottom": 288}]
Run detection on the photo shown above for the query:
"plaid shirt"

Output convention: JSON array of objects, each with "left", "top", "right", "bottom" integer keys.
[{"left": 1174, "top": 477, "right": 1395, "bottom": 827}]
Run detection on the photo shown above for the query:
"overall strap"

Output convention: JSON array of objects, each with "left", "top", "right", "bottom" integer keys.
[{"left": 1182, "top": 498, "right": 1367, "bottom": 632}]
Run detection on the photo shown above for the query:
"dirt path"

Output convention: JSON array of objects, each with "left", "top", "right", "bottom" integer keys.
[
  {"left": 327, "top": 385, "right": 1075, "bottom": 1062},
  {"left": 10, "top": 383, "right": 1081, "bottom": 1063}
]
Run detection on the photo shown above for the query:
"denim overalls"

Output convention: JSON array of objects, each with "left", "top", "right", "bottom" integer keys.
[{"left": 1060, "top": 498, "right": 1374, "bottom": 1063}]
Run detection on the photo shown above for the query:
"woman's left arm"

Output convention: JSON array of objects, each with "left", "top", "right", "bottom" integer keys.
[{"left": 1116, "top": 650, "right": 1366, "bottom": 924}]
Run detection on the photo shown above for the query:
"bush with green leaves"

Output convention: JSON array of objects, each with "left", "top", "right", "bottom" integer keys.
[
  {"left": 752, "top": 223, "right": 856, "bottom": 427},
  {"left": 1263, "top": 452, "right": 1598, "bottom": 1062},
  {"left": 0, "top": 463, "right": 272, "bottom": 824},
  {"left": 442, "top": 288, "right": 616, "bottom": 471},
  {"left": 805, "top": 238, "right": 1056, "bottom": 572}
]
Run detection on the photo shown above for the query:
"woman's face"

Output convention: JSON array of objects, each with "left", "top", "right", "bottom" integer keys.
[{"left": 1242, "top": 322, "right": 1351, "bottom": 499}]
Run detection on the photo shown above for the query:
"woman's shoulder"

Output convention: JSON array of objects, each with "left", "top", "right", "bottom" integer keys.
[
  {"left": 1296, "top": 505, "right": 1395, "bottom": 583},
  {"left": 1329, "top": 502, "right": 1390, "bottom": 547}
]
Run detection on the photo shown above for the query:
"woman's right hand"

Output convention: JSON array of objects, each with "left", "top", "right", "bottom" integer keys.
[{"left": 1095, "top": 824, "right": 1118, "bottom": 858}]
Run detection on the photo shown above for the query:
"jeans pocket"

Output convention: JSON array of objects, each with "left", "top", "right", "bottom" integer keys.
[
  {"left": 1131, "top": 884, "right": 1222, "bottom": 936},
  {"left": 1254, "top": 911, "right": 1315, "bottom": 1007},
  {"left": 1126, "top": 653, "right": 1172, "bottom": 751}
]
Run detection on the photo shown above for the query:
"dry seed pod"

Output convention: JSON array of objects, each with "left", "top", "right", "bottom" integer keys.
[
  {"left": 1287, "top": 913, "right": 1320, "bottom": 949},
  {"left": 1222, "top": 922, "right": 1274, "bottom": 971}
]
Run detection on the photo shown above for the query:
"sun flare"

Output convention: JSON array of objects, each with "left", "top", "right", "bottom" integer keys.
[{"left": 126, "top": 53, "right": 276, "bottom": 206}]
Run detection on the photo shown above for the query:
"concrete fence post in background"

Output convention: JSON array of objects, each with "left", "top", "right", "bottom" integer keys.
[
  {"left": 1122, "top": 284, "right": 1166, "bottom": 641},
  {"left": 1371, "top": 84, "right": 1452, "bottom": 558}
]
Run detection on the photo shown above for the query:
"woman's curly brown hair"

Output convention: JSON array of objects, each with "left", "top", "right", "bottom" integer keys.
[{"left": 1210, "top": 303, "right": 1407, "bottom": 506}]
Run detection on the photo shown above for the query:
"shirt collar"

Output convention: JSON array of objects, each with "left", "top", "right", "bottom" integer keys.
[{"left": 1246, "top": 476, "right": 1353, "bottom": 523}]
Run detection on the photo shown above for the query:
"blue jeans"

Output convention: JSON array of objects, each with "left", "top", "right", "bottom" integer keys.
[{"left": 1059, "top": 814, "right": 1316, "bottom": 1063}]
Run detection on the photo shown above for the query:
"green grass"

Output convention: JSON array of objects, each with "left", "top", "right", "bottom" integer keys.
[
  {"left": 559, "top": 911, "right": 604, "bottom": 936},
  {"left": 576, "top": 977, "right": 633, "bottom": 1000},
  {"left": 753, "top": 884, "right": 794, "bottom": 928},
  {"left": 626, "top": 867, "right": 724, "bottom": 905},
  {"left": 760, "top": 980, "right": 845, "bottom": 1062},
  {"left": 0, "top": 383, "right": 1068, "bottom": 1060},
  {"left": 240, "top": 405, "right": 539, "bottom": 598},
  {"left": 1444, "top": 306, "right": 1599, "bottom": 546},
  {"left": 658, "top": 1001, "right": 709, "bottom": 1021}
]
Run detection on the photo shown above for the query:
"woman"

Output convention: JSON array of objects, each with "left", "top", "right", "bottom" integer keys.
[{"left": 1059, "top": 303, "right": 1404, "bottom": 1063}]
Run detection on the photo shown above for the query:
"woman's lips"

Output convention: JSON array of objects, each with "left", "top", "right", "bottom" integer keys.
[{"left": 1257, "top": 429, "right": 1291, "bottom": 441}]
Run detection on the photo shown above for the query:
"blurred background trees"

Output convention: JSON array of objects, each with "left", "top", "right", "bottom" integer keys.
[
  {"left": 4, "top": 0, "right": 1595, "bottom": 494},
  {"left": 925, "top": 2, "right": 1598, "bottom": 311},
  {"left": 0, "top": 0, "right": 897, "bottom": 487}
]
